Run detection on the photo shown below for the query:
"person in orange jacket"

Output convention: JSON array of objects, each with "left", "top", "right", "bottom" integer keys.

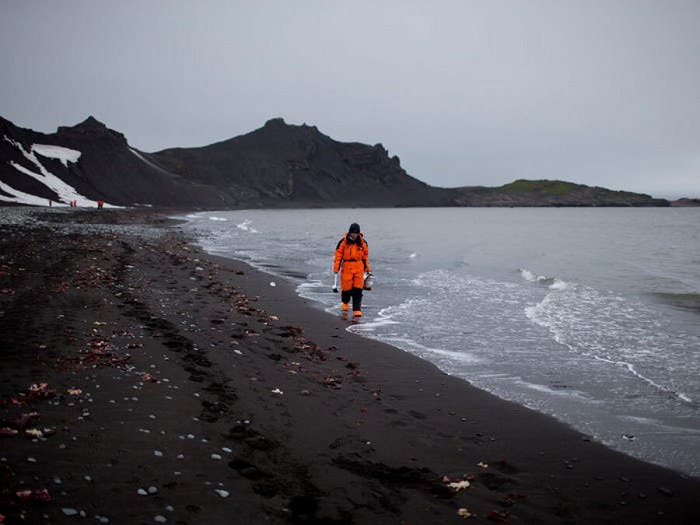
[{"left": 333, "top": 222, "right": 371, "bottom": 317}]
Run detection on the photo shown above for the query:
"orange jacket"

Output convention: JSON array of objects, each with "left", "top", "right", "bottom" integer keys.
[{"left": 334, "top": 233, "right": 370, "bottom": 273}]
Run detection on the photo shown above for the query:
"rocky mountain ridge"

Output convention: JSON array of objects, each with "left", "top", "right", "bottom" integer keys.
[{"left": 0, "top": 115, "right": 680, "bottom": 208}]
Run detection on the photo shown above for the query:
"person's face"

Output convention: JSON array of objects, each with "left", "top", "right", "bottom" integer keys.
[{"left": 348, "top": 232, "right": 358, "bottom": 241}]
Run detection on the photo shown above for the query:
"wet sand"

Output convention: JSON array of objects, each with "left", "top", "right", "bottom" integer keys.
[{"left": 1, "top": 207, "right": 698, "bottom": 524}]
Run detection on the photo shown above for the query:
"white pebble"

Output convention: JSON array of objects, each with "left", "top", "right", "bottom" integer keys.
[{"left": 214, "top": 489, "right": 229, "bottom": 498}]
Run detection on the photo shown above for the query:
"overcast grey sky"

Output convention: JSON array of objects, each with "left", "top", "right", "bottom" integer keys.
[{"left": 1, "top": 0, "right": 698, "bottom": 198}]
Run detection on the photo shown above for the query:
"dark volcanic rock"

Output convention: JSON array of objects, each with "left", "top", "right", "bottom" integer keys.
[
  {"left": 152, "top": 117, "right": 446, "bottom": 208},
  {"left": 0, "top": 116, "right": 225, "bottom": 207},
  {"left": 671, "top": 198, "right": 700, "bottom": 207},
  {"left": 0, "top": 116, "right": 672, "bottom": 208}
]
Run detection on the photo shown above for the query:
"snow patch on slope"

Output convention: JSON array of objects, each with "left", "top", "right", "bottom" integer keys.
[
  {"left": 1, "top": 136, "right": 117, "bottom": 207},
  {"left": 32, "top": 144, "right": 81, "bottom": 167},
  {"left": 129, "top": 148, "right": 173, "bottom": 175},
  {"left": 0, "top": 180, "right": 53, "bottom": 206}
]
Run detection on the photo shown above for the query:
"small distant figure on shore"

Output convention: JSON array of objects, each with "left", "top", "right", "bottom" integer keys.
[
  {"left": 97, "top": 200, "right": 104, "bottom": 209},
  {"left": 333, "top": 222, "right": 371, "bottom": 317}
]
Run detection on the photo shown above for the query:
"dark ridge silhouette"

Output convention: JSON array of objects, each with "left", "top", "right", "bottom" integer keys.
[{"left": 0, "top": 115, "right": 674, "bottom": 208}]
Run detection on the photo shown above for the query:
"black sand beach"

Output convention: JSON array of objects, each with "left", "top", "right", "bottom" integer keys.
[{"left": 1, "top": 207, "right": 698, "bottom": 524}]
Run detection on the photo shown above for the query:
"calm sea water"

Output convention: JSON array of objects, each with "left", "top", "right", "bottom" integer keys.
[{"left": 177, "top": 208, "right": 700, "bottom": 476}]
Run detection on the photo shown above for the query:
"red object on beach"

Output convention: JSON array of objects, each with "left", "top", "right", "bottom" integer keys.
[
  {"left": 15, "top": 488, "right": 51, "bottom": 503},
  {"left": 488, "top": 510, "right": 512, "bottom": 523},
  {"left": 26, "top": 384, "right": 57, "bottom": 403},
  {"left": 10, "top": 411, "right": 40, "bottom": 430},
  {"left": 140, "top": 373, "right": 157, "bottom": 383}
]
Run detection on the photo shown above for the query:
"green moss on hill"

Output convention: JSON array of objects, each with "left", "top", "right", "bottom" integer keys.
[{"left": 495, "top": 179, "right": 585, "bottom": 195}]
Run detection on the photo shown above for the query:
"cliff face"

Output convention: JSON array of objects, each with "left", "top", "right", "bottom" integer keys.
[
  {"left": 152, "top": 118, "right": 445, "bottom": 207},
  {"left": 0, "top": 116, "right": 225, "bottom": 207},
  {"left": 0, "top": 116, "right": 671, "bottom": 208}
]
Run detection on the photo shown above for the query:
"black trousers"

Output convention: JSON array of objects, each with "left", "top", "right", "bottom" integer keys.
[{"left": 341, "top": 287, "right": 363, "bottom": 311}]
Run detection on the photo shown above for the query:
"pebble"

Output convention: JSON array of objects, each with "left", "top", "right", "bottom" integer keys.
[
  {"left": 214, "top": 489, "right": 230, "bottom": 498},
  {"left": 658, "top": 486, "right": 674, "bottom": 497}
]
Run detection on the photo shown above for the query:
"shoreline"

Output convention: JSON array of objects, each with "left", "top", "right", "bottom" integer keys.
[
  {"left": 1, "top": 207, "right": 698, "bottom": 524},
  {"left": 179, "top": 207, "right": 700, "bottom": 479}
]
